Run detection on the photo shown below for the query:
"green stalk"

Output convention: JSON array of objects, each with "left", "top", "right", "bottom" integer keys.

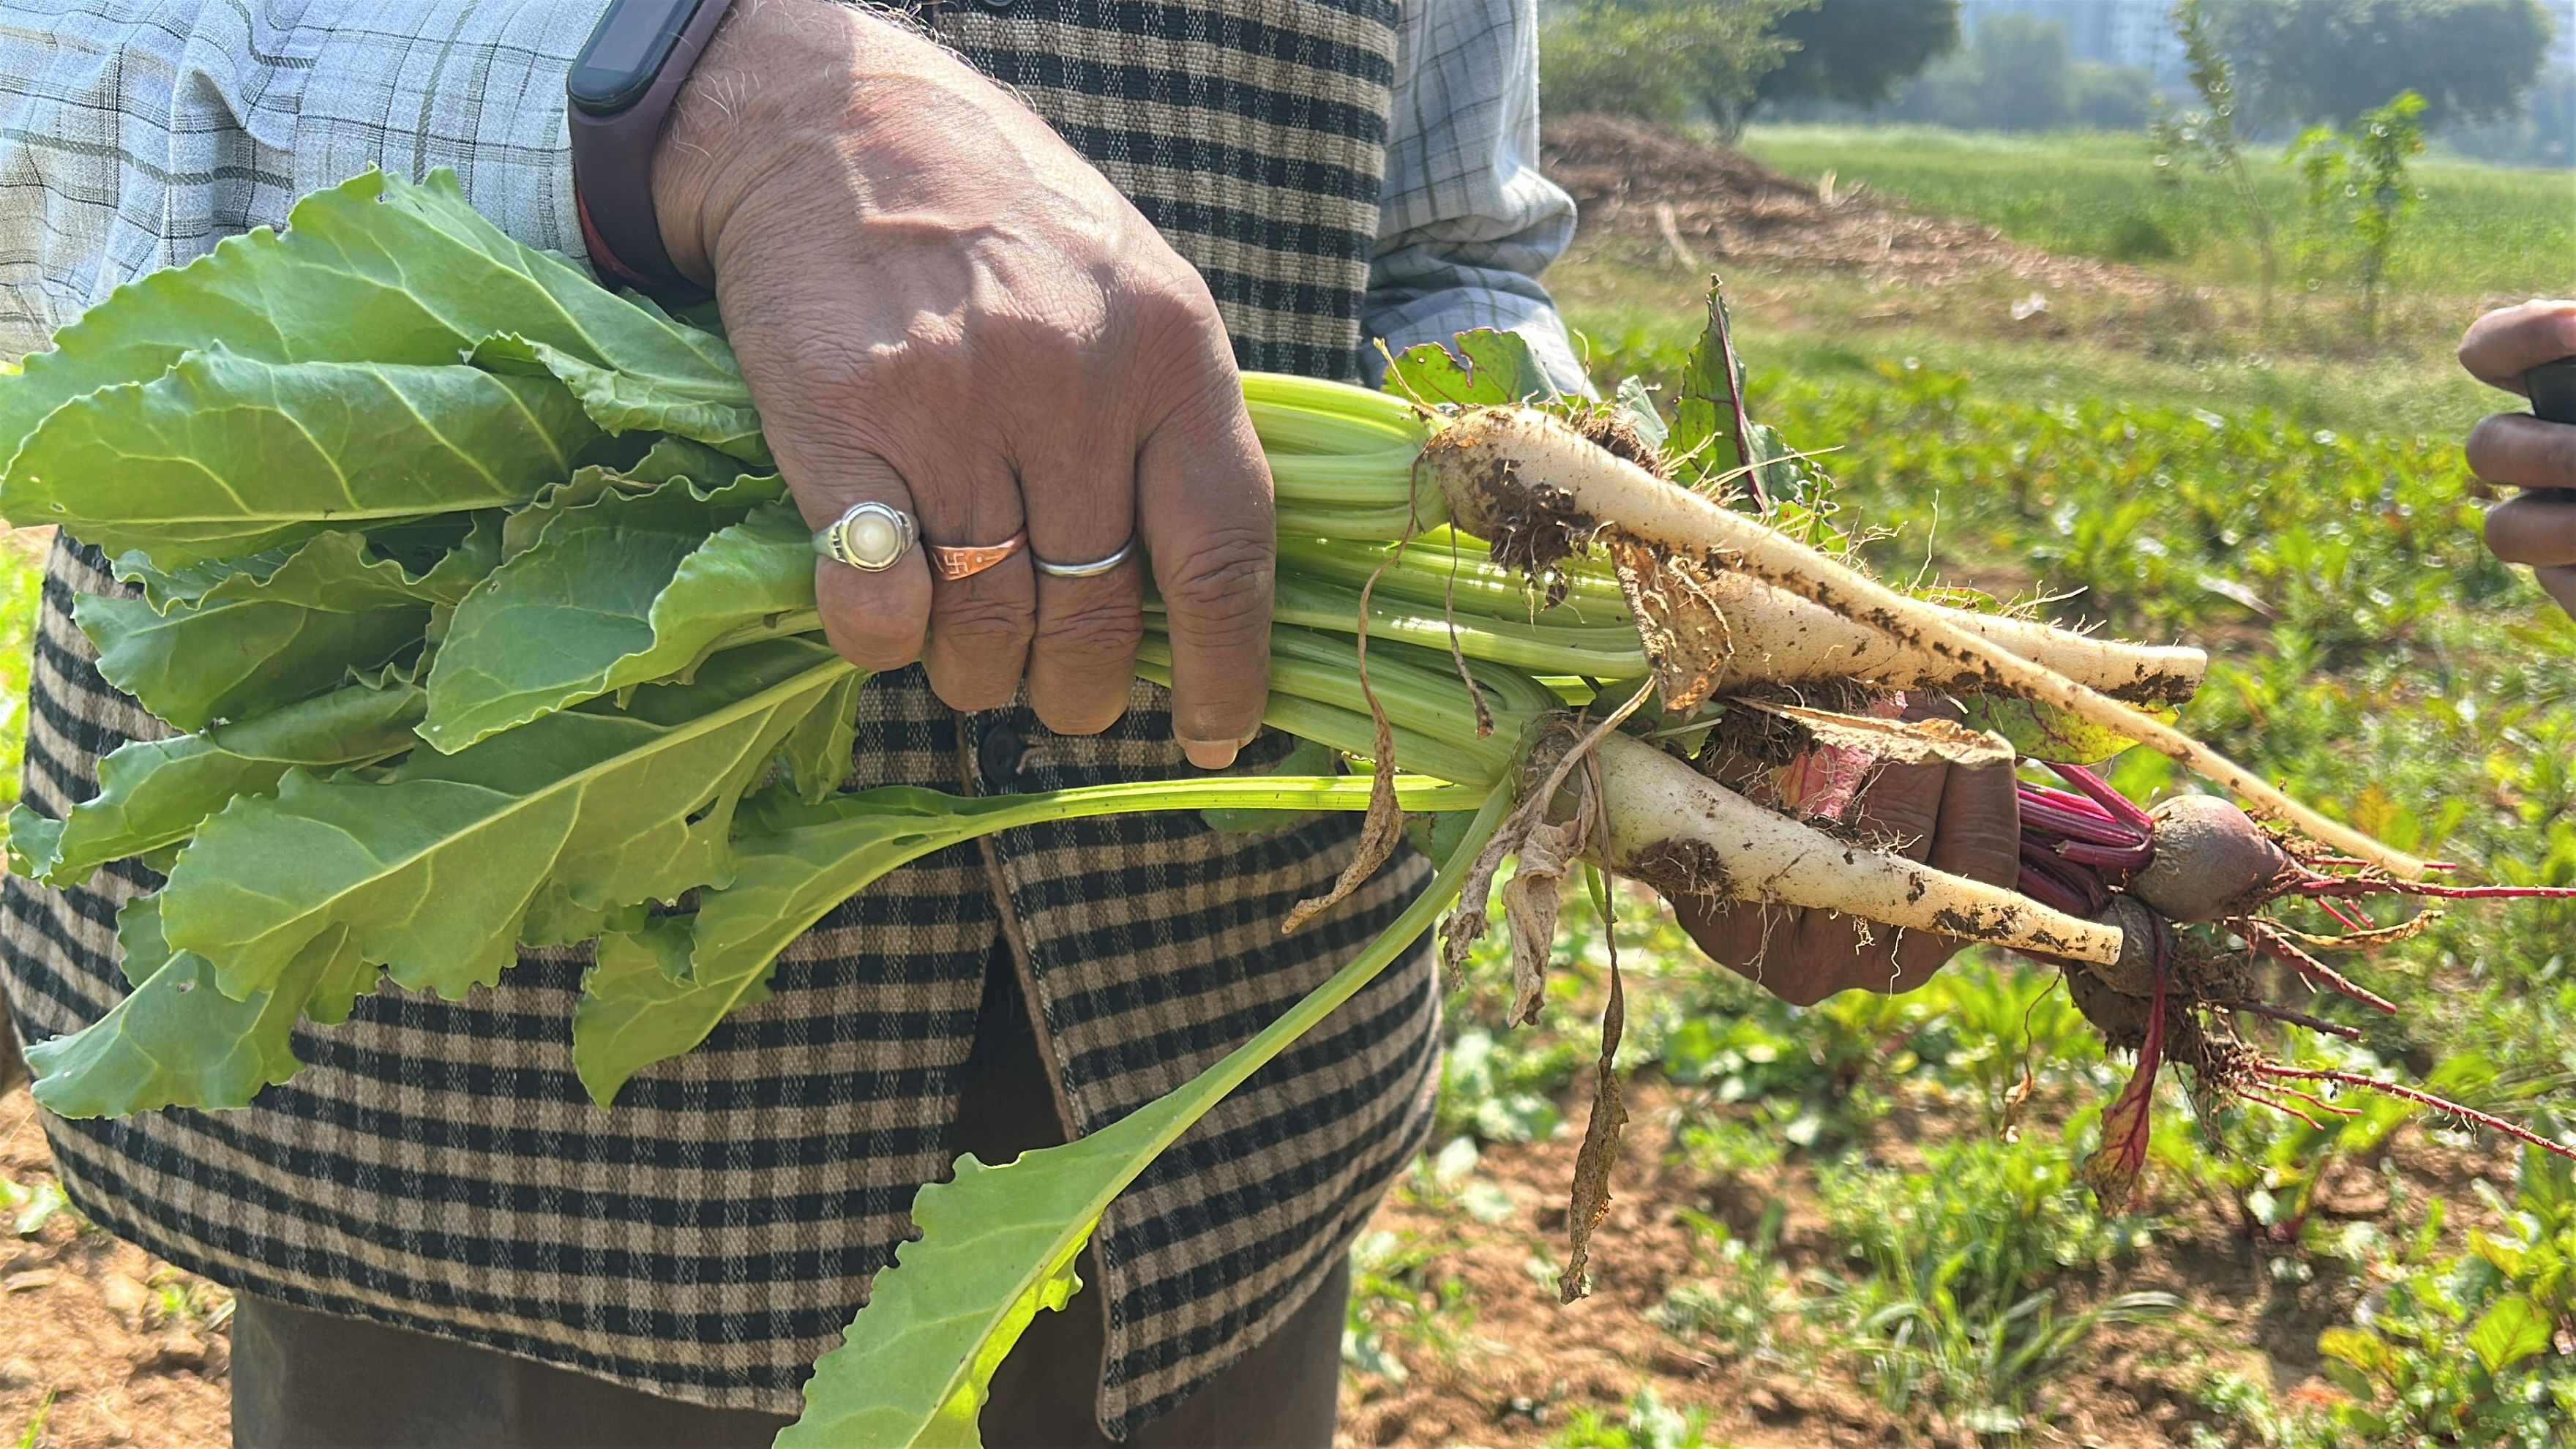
[
  {"left": 1276, "top": 536, "right": 1629, "bottom": 615},
  {"left": 1133, "top": 654, "right": 1516, "bottom": 786},
  {"left": 1268, "top": 574, "right": 1646, "bottom": 677}
]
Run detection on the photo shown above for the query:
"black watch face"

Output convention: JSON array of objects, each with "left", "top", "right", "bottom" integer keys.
[{"left": 569, "top": 0, "right": 714, "bottom": 115}]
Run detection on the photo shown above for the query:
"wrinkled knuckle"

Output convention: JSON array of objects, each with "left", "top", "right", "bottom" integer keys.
[
  {"left": 986, "top": 307, "right": 1103, "bottom": 377},
  {"left": 936, "top": 595, "right": 1036, "bottom": 654},
  {"left": 1037, "top": 597, "right": 1145, "bottom": 664},
  {"left": 1158, "top": 529, "right": 1273, "bottom": 634}
]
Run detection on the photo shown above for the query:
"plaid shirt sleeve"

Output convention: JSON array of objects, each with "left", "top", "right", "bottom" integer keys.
[
  {"left": 1363, "top": 0, "right": 1589, "bottom": 397},
  {"left": 0, "top": 0, "right": 602, "bottom": 364}
]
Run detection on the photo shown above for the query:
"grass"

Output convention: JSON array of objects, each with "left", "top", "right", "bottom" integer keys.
[
  {"left": 1737, "top": 123, "right": 2575, "bottom": 298},
  {"left": 1557, "top": 271, "right": 2511, "bottom": 438}
]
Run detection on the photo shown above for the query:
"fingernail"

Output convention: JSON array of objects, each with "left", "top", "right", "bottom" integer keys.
[{"left": 1183, "top": 738, "right": 1240, "bottom": 770}]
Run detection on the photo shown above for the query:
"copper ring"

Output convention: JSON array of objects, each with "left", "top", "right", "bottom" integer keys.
[{"left": 926, "top": 529, "right": 1029, "bottom": 582}]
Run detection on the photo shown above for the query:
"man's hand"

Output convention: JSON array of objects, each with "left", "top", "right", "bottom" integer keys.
[
  {"left": 1669, "top": 717, "right": 2023, "bottom": 1006},
  {"left": 649, "top": 0, "right": 1271, "bottom": 765},
  {"left": 2460, "top": 300, "right": 2576, "bottom": 617}
]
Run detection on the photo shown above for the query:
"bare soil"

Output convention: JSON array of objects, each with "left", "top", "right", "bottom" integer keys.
[
  {"left": 1, "top": 1089, "right": 231, "bottom": 1449},
  {"left": 1540, "top": 115, "right": 2172, "bottom": 306}
]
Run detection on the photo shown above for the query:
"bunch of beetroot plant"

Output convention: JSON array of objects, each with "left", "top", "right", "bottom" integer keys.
[{"left": 1, "top": 171, "right": 2568, "bottom": 1448}]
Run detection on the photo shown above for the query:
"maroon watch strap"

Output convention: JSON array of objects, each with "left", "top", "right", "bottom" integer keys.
[{"left": 567, "top": 0, "right": 738, "bottom": 296}]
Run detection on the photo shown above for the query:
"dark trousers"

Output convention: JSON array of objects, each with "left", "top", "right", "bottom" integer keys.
[{"left": 231, "top": 950, "right": 1349, "bottom": 1448}]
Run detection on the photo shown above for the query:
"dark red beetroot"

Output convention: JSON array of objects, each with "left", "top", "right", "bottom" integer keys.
[{"left": 2130, "top": 795, "right": 2294, "bottom": 923}]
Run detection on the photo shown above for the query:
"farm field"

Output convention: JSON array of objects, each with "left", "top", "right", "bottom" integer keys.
[{"left": 5, "top": 121, "right": 2576, "bottom": 1448}]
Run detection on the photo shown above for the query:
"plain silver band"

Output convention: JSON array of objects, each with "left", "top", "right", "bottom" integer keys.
[{"left": 1033, "top": 537, "right": 1137, "bottom": 579}]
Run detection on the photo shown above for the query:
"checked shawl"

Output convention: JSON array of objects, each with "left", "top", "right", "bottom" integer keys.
[{"left": 0, "top": 0, "right": 1437, "bottom": 1434}]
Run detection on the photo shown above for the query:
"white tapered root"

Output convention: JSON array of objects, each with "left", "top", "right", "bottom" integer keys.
[
  {"left": 1429, "top": 408, "right": 2425, "bottom": 880},
  {"left": 1693, "top": 570, "right": 2206, "bottom": 703},
  {"left": 1591, "top": 733, "right": 2125, "bottom": 964}
]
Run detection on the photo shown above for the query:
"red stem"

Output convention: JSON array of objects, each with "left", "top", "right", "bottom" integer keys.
[
  {"left": 2048, "top": 762, "right": 2159, "bottom": 835},
  {"left": 2056, "top": 838, "right": 2155, "bottom": 872},
  {"left": 2251, "top": 1066, "right": 2576, "bottom": 1163},
  {"left": 2017, "top": 865, "right": 2095, "bottom": 918},
  {"left": 2247, "top": 926, "right": 2399, "bottom": 1014},
  {"left": 2295, "top": 878, "right": 2576, "bottom": 902},
  {"left": 2023, "top": 785, "right": 2116, "bottom": 818},
  {"left": 2232, "top": 1087, "right": 2327, "bottom": 1132},
  {"left": 2018, "top": 792, "right": 2154, "bottom": 850}
]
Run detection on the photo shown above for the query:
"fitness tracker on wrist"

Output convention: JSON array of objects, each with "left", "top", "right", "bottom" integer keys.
[{"left": 567, "top": 0, "right": 737, "bottom": 296}]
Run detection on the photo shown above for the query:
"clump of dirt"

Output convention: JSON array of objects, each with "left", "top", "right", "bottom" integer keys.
[{"left": 1540, "top": 114, "right": 2168, "bottom": 303}]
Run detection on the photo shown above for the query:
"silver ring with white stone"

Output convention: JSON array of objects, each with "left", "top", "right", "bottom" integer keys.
[
  {"left": 812, "top": 501, "right": 918, "bottom": 573},
  {"left": 1033, "top": 537, "right": 1137, "bottom": 580}
]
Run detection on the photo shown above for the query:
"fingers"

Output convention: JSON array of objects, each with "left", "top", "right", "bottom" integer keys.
[
  {"left": 1925, "top": 757, "right": 2023, "bottom": 891},
  {"left": 804, "top": 452, "right": 936, "bottom": 674},
  {"left": 2537, "top": 565, "right": 2576, "bottom": 616},
  {"left": 2458, "top": 300, "right": 2576, "bottom": 394},
  {"left": 916, "top": 446, "right": 1034, "bottom": 713},
  {"left": 1020, "top": 410, "right": 1145, "bottom": 736},
  {"left": 1135, "top": 369, "right": 1275, "bottom": 769},
  {"left": 1886, "top": 752, "right": 2023, "bottom": 987},
  {"left": 2468, "top": 413, "right": 2576, "bottom": 495},
  {"left": 2483, "top": 490, "right": 2576, "bottom": 567}
]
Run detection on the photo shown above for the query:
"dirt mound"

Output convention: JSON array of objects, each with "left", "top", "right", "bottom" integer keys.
[
  {"left": 1543, "top": 113, "right": 1820, "bottom": 211},
  {"left": 1540, "top": 114, "right": 2164, "bottom": 300}
]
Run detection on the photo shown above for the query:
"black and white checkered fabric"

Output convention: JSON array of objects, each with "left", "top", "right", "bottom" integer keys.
[{"left": 0, "top": 0, "right": 1578, "bottom": 1434}]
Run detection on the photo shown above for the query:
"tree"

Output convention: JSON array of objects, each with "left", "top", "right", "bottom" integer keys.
[
  {"left": 1540, "top": 6, "right": 1699, "bottom": 126},
  {"left": 1753, "top": 0, "right": 1961, "bottom": 111},
  {"left": 2071, "top": 62, "right": 2157, "bottom": 131},
  {"left": 2442, "top": 65, "right": 2576, "bottom": 168},
  {"left": 1879, "top": 12, "right": 2076, "bottom": 132},
  {"left": 2150, "top": 0, "right": 2282, "bottom": 312},
  {"left": 2288, "top": 89, "right": 2428, "bottom": 340},
  {"left": 2213, "top": 0, "right": 2553, "bottom": 130},
  {"left": 1540, "top": 0, "right": 1817, "bottom": 140},
  {"left": 1966, "top": 14, "right": 2075, "bottom": 132}
]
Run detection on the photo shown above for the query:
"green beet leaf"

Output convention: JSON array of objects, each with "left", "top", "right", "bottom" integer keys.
[
  {"left": 6, "top": 351, "right": 599, "bottom": 568},
  {"left": 0, "top": 169, "right": 753, "bottom": 464},
  {"left": 768, "top": 669, "right": 865, "bottom": 804},
  {"left": 78, "top": 526, "right": 489, "bottom": 730},
  {"left": 572, "top": 787, "right": 978, "bottom": 1106},
  {"left": 1667, "top": 285, "right": 1811, "bottom": 508},
  {"left": 1380, "top": 328, "right": 1559, "bottom": 408},
  {"left": 776, "top": 785, "right": 1507, "bottom": 1449},
  {"left": 472, "top": 334, "right": 767, "bottom": 465},
  {"left": 425, "top": 485, "right": 814, "bottom": 751},
  {"left": 24, "top": 896, "right": 370, "bottom": 1117},
  {"left": 157, "top": 639, "right": 857, "bottom": 1003},
  {"left": 1961, "top": 693, "right": 2174, "bottom": 765},
  {"left": 8, "top": 678, "right": 426, "bottom": 889}
]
